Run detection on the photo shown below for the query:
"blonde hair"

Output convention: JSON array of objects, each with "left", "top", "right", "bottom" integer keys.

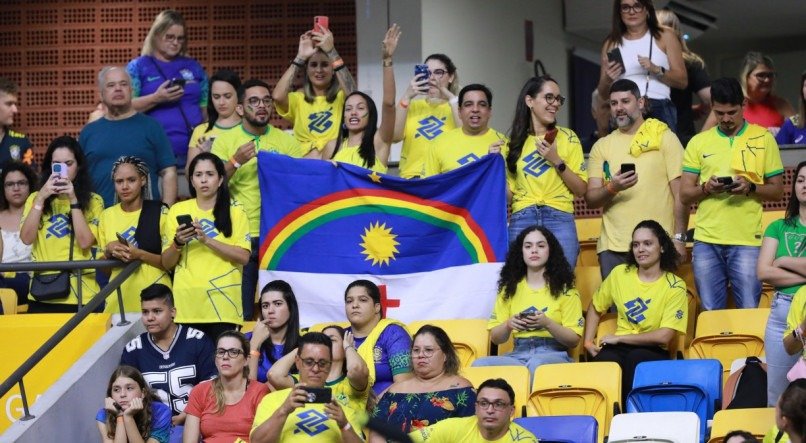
[
  {"left": 656, "top": 9, "right": 704, "bottom": 68},
  {"left": 141, "top": 10, "right": 187, "bottom": 57},
  {"left": 739, "top": 51, "right": 776, "bottom": 97}
]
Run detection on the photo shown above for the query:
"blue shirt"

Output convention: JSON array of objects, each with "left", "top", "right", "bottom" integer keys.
[
  {"left": 79, "top": 113, "right": 175, "bottom": 206},
  {"left": 244, "top": 331, "right": 286, "bottom": 383},
  {"left": 96, "top": 401, "right": 172, "bottom": 443},
  {"left": 775, "top": 116, "right": 806, "bottom": 145}
]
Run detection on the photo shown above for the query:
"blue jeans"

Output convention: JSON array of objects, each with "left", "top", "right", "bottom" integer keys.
[
  {"left": 692, "top": 241, "right": 761, "bottom": 311},
  {"left": 646, "top": 98, "right": 677, "bottom": 133},
  {"left": 472, "top": 336, "right": 572, "bottom": 388},
  {"left": 765, "top": 292, "right": 799, "bottom": 406},
  {"left": 508, "top": 205, "right": 579, "bottom": 268}
]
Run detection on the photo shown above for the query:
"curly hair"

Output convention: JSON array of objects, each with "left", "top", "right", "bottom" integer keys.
[
  {"left": 625, "top": 219, "right": 679, "bottom": 272},
  {"left": 104, "top": 366, "right": 159, "bottom": 440},
  {"left": 498, "top": 225, "right": 574, "bottom": 299}
]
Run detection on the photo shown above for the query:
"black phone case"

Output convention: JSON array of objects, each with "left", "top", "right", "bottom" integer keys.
[{"left": 607, "top": 48, "right": 624, "bottom": 67}]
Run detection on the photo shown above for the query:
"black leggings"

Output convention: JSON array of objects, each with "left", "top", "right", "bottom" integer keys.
[{"left": 592, "top": 343, "right": 669, "bottom": 405}]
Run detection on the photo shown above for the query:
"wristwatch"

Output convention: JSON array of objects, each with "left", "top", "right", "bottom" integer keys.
[
  {"left": 673, "top": 233, "right": 687, "bottom": 243},
  {"left": 555, "top": 161, "right": 567, "bottom": 173},
  {"left": 657, "top": 66, "right": 666, "bottom": 77}
]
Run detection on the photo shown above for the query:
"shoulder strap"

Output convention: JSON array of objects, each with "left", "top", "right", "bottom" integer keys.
[
  {"left": 134, "top": 200, "right": 164, "bottom": 254},
  {"left": 146, "top": 57, "right": 193, "bottom": 132}
]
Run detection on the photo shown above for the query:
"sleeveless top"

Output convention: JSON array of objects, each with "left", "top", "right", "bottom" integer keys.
[
  {"left": 1, "top": 229, "right": 32, "bottom": 263},
  {"left": 619, "top": 31, "right": 671, "bottom": 100},
  {"left": 744, "top": 98, "right": 785, "bottom": 129}
]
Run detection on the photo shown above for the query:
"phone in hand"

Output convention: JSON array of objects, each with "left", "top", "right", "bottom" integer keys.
[
  {"left": 176, "top": 214, "right": 193, "bottom": 230},
  {"left": 607, "top": 48, "right": 624, "bottom": 70},
  {"left": 543, "top": 128, "right": 559, "bottom": 145},
  {"left": 301, "top": 386, "right": 332, "bottom": 403},
  {"left": 414, "top": 64, "right": 431, "bottom": 81},
  {"left": 201, "top": 135, "right": 217, "bottom": 152},
  {"left": 313, "top": 15, "right": 329, "bottom": 33},
  {"left": 620, "top": 163, "right": 636, "bottom": 174},
  {"left": 51, "top": 162, "right": 69, "bottom": 180},
  {"left": 116, "top": 232, "right": 129, "bottom": 247},
  {"left": 168, "top": 78, "right": 187, "bottom": 88},
  {"left": 717, "top": 176, "right": 740, "bottom": 189}
]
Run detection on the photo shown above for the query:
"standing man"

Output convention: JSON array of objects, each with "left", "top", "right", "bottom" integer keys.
[
  {"left": 212, "top": 79, "right": 315, "bottom": 321},
  {"left": 0, "top": 77, "right": 34, "bottom": 170},
  {"left": 423, "top": 83, "right": 507, "bottom": 176},
  {"left": 80, "top": 66, "right": 177, "bottom": 207},
  {"left": 681, "top": 77, "right": 784, "bottom": 310},
  {"left": 586, "top": 79, "right": 688, "bottom": 279}
]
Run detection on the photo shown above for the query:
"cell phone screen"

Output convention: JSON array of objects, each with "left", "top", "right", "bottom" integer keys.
[
  {"left": 302, "top": 386, "right": 332, "bottom": 403},
  {"left": 176, "top": 215, "right": 193, "bottom": 229},
  {"left": 543, "top": 128, "right": 558, "bottom": 145},
  {"left": 621, "top": 163, "right": 636, "bottom": 174}
]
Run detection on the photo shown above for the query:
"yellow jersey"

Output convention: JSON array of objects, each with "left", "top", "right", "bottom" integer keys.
[
  {"left": 276, "top": 90, "right": 345, "bottom": 153},
  {"left": 488, "top": 279, "right": 583, "bottom": 339},
  {"left": 399, "top": 99, "right": 457, "bottom": 179},
  {"left": 424, "top": 127, "right": 508, "bottom": 177},
  {"left": 409, "top": 416, "right": 538, "bottom": 442},
  {"left": 332, "top": 142, "right": 388, "bottom": 173},
  {"left": 787, "top": 285, "right": 806, "bottom": 358},
  {"left": 188, "top": 122, "right": 239, "bottom": 151},
  {"left": 251, "top": 388, "right": 342, "bottom": 442}
]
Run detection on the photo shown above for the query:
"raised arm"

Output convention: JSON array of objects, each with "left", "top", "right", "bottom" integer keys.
[
  {"left": 374, "top": 24, "right": 400, "bottom": 167},
  {"left": 342, "top": 331, "right": 369, "bottom": 392},
  {"left": 273, "top": 33, "right": 318, "bottom": 111},
  {"left": 266, "top": 348, "right": 298, "bottom": 390},
  {"left": 314, "top": 27, "right": 356, "bottom": 95}
]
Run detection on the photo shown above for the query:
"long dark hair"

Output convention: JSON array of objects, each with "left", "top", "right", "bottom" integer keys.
[
  {"left": 332, "top": 91, "right": 377, "bottom": 168},
  {"left": 0, "top": 162, "right": 35, "bottom": 211},
  {"left": 507, "top": 75, "right": 558, "bottom": 174},
  {"left": 498, "top": 226, "right": 574, "bottom": 299},
  {"left": 205, "top": 69, "right": 242, "bottom": 132},
  {"left": 779, "top": 379, "right": 806, "bottom": 440},
  {"left": 259, "top": 280, "right": 301, "bottom": 365},
  {"left": 785, "top": 161, "right": 806, "bottom": 227},
  {"left": 625, "top": 219, "right": 679, "bottom": 272},
  {"left": 187, "top": 152, "right": 233, "bottom": 237},
  {"left": 605, "top": 0, "right": 661, "bottom": 47},
  {"left": 104, "top": 366, "right": 159, "bottom": 440},
  {"left": 39, "top": 135, "right": 93, "bottom": 216},
  {"left": 413, "top": 325, "right": 461, "bottom": 376}
]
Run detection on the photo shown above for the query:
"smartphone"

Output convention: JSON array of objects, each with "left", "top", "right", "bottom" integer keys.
[
  {"left": 116, "top": 232, "right": 129, "bottom": 247},
  {"left": 414, "top": 64, "right": 431, "bottom": 81},
  {"left": 301, "top": 386, "right": 332, "bottom": 403},
  {"left": 202, "top": 135, "right": 217, "bottom": 152},
  {"left": 313, "top": 15, "right": 329, "bottom": 33},
  {"left": 716, "top": 176, "right": 733, "bottom": 186},
  {"left": 543, "top": 128, "right": 558, "bottom": 145},
  {"left": 621, "top": 163, "right": 636, "bottom": 174},
  {"left": 176, "top": 214, "right": 193, "bottom": 230},
  {"left": 168, "top": 78, "right": 187, "bottom": 88},
  {"left": 51, "top": 162, "right": 69, "bottom": 179},
  {"left": 607, "top": 48, "right": 624, "bottom": 69}
]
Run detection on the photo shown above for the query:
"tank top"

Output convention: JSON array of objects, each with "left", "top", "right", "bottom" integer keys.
[
  {"left": 619, "top": 31, "right": 670, "bottom": 100},
  {"left": 744, "top": 98, "right": 784, "bottom": 129},
  {"left": 1, "top": 229, "right": 32, "bottom": 263}
]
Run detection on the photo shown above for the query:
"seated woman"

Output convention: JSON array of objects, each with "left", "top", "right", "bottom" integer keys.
[
  {"left": 0, "top": 162, "right": 36, "bottom": 307},
  {"left": 96, "top": 365, "right": 171, "bottom": 443},
  {"left": 344, "top": 279, "right": 412, "bottom": 395},
  {"left": 268, "top": 326, "right": 370, "bottom": 436},
  {"left": 583, "top": 219, "right": 688, "bottom": 403},
  {"left": 369, "top": 325, "right": 475, "bottom": 439},
  {"left": 321, "top": 24, "right": 400, "bottom": 172},
  {"left": 472, "top": 226, "right": 583, "bottom": 379},
  {"left": 183, "top": 331, "right": 269, "bottom": 443},
  {"left": 245, "top": 280, "right": 301, "bottom": 384}
]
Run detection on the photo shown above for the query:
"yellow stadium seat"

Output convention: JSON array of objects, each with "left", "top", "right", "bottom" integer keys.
[
  {"left": 306, "top": 321, "right": 350, "bottom": 332},
  {"left": 462, "top": 365, "right": 530, "bottom": 417},
  {"left": 408, "top": 319, "right": 490, "bottom": 367},
  {"left": 578, "top": 241, "right": 599, "bottom": 267},
  {"left": 0, "top": 289, "right": 17, "bottom": 315},
  {"left": 575, "top": 265, "right": 602, "bottom": 312},
  {"left": 707, "top": 408, "right": 776, "bottom": 443},
  {"left": 689, "top": 308, "right": 768, "bottom": 383},
  {"left": 527, "top": 361, "right": 621, "bottom": 442},
  {"left": 241, "top": 321, "right": 256, "bottom": 333},
  {"left": 575, "top": 218, "right": 602, "bottom": 243}
]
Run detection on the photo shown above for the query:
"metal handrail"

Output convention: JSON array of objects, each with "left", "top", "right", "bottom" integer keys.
[{"left": 0, "top": 259, "right": 142, "bottom": 421}]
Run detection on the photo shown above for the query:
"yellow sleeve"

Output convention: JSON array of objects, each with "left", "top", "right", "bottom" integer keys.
[
  {"left": 211, "top": 133, "right": 234, "bottom": 163},
  {"left": 276, "top": 91, "right": 300, "bottom": 119},
  {"left": 563, "top": 129, "right": 588, "bottom": 181},
  {"left": 250, "top": 392, "right": 282, "bottom": 437},
  {"left": 560, "top": 289, "right": 584, "bottom": 335},
  {"left": 787, "top": 286, "right": 806, "bottom": 331},
  {"left": 163, "top": 205, "right": 180, "bottom": 254},
  {"left": 87, "top": 194, "right": 105, "bottom": 242},
  {"left": 276, "top": 130, "right": 306, "bottom": 158},
  {"left": 661, "top": 130, "right": 683, "bottom": 182},
  {"left": 658, "top": 281, "right": 688, "bottom": 334},
  {"left": 682, "top": 135, "right": 702, "bottom": 173},
  {"left": 159, "top": 206, "right": 169, "bottom": 250},
  {"left": 21, "top": 192, "right": 37, "bottom": 230},
  {"left": 592, "top": 271, "right": 615, "bottom": 314},
  {"left": 188, "top": 123, "right": 209, "bottom": 150},
  {"left": 228, "top": 205, "right": 252, "bottom": 249},
  {"left": 763, "top": 132, "right": 785, "bottom": 178},
  {"left": 587, "top": 140, "right": 605, "bottom": 179},
  {"left": 97, "top": 209, "right": 111, "bottom": 251},
  {"left": 488, "top": 291, "right": 511, "bottom": 330},
  {"left": 423, "top": 143, "right": 440, "bottom": 177}
]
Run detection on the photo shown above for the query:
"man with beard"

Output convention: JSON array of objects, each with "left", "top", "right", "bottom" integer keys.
[
  {"left": 211, "top": 79, "right": 314, "bottom": 321},
  {"left": 586, "top": 79, "right": 687, "bottom": 279},
  {"left": 680, "top": 77, "right": 784, "bottom": 310}
]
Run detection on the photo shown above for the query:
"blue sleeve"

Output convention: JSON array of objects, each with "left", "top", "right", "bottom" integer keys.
[
  {"left": 776, "top": 119, "right": 795, "bottom": 145},
  {"left": 126, "top": 58, "right": 144, "bottom": 97},
  {"left": 148, "top": 402, "right": 172, "bottom": 443},
  {"left": 95, "top": 407, "right": 107, "bottom": 422},
  {"left": 197, "top": 336, "right": 217, "bottom": 380},
  {"left": 380, "top": 324, "right": 412, "bottom": 376},
  {"left": 120, "top": 349, "right": 134, "bottom": 367}
]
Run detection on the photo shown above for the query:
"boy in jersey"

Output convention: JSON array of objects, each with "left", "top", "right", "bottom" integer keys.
[
  {"left": 409, "top": 378, "right": 537, "bottom": 442},
  {"left": 120, "top": 283, "right": 216, "bottom": 439},
  {"left": 250, "top": 332, "right": 363, "bottom": 442}
]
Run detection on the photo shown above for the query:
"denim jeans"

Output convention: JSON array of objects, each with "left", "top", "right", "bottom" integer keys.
[
  {"left": 692, "top": 241, "right": 761, "bottom": 310},
  {"left": 765, "top": 292, "right": 799, "bottom": 406},
  {"left": 240, "top": 237, "right": 260, "bottom": 321},
  {"left": 472, "top": 336, "right": 572, "bottom": 388},
  {"left": 508, "top": 205, "right": 579, "bottom": 268},
  {"left": 646, "top": 98, "right": 678, "bottom": 133}
]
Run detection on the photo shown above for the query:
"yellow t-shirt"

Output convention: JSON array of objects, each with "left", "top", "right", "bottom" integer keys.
[
  {"left": 424, "top": 127, "right": 508, "bottom": 177},
  {"left": 23, "top": 192, "right": 104, "bottom": 305},
  {"left": 587, "top": 128, "right": 682, "bottom": 253},
  {"left": 211, "top": 124, "right": 306, "bottom": 236},
  {"left": 250, "top": 388, "right": 342, "bottom": 442},
  {"left": 163, "top": 199, "right": 251, "bottom": 325},
  {"left": 276, "top": 90, "right": 345, "bottom": 153},
  {"left": 188, "top": 122, "right": 239, "bottom": 151},
  {"left": 328, "top": 375, "right": 369, "bottom": 436},
  {"left": 508, "top": 128, "right": 588, "bottom": 214},
  {"left": 399, "top": 99, "right": 457, "bottom": 179},
  {"left": 409, "top": 416, "right": 538, "bottom": 443},
  {"left": 98, "top": 203, "right": 172, "bottom": 313},
  {"left": 786, "top": 285, "right": 806, "bottom": 358},
  {"left": 332, "top": 142, "right": 388, "bottom": 173},
  {"left": 592, "top": 264, "right": 687, "bottom": 341},
  {"left": 488, "top": 279, "right": 583, "bottom": 339},
  {"left": 683, "top": 123, "right": 784, "bottom": 246}
]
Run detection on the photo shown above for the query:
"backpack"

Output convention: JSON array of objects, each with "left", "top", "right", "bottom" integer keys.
[{"left": 723, "top": 356, "right": 768, "bottom": 409}]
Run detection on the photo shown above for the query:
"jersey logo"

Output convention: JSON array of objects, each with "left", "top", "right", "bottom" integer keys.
[
  {"left": 675, "top": 309, "right": 684, "bottom": 320},
  {"left": 308, "top": 110, "right": 334, "bottom": 134},
  {"left": 199, "top": 219, "right": 219, "bottom": 239},
  {"left": 415, "top": 116, "right": 446, "bottom": 140},
  {"left": 46, "top": 214, "right": 71, "bottom": 238},
  {"left": 186, "top": 327, "right": 205, "bottom": 340},
  {"left": 784, "top": 232, "right": 806, "bottom": 256},
  {"left": 521, "top": 151, "right": 552, "bottom": 178},
  {"left": 121, "top": 226, "right": 138, "bottom": 247},
  {"left": 146, "top": 76, "right": 161, "bottom": 82},
  {"left": 125, "top": 336, "right": 143, "bottom": 352},
  {"left": 294, "top": 410, "right": 329, "bottom": 436},
  {"left": 457, "top": 153, "right": 480, "bottom": 166},
  {"left": 625, "top": 297, "right": 651, "bottom": 324}
]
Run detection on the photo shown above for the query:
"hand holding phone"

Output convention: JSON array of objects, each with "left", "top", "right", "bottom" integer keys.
[
  {"left": 313, "top": 16, "right": 329, "bottom": 33},
  {"left": 607, "top": 48, "right": 625, "bottom": 72},
  {"left": 52, "top": 162, "right": 69, "bottom": 180},
  {"left": 301, "top": 386, "right": 332, "bottom": 403},
  {"left": 116, "top": 232, "right": 129, "bottom": 247},
  {"left": 620, "top": 163, "right": 636, "bottom": 175},
  {"left": 176, "top": 214, "right": 194, "bottom": 230},
  {"left": 414, "top": 64, "right": 431, "bottom": 81},
  {"left": 543, "top": 128, "right": 558, "bottom": 145}
]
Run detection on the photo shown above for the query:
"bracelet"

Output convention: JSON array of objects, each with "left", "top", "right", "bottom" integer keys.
[
  {"left": 116, "top": 415, "right": 124, "bottom": 422},
  {"left": 70, "top": 202, "right": 81, "bottom": 210},
  {"left": 230, "top": 157, "right": 242, "bottom": 169},
  {"left": 342, "top": 422, "right": 352, "bottom": 432},
  {"left": 701, "top": 182, "right": 711, "bottom": 195},
  {"left": 382, "top": 58, "right": 393, "bottom": 68},
  {"left": 173, "top": 237, "right": 185, "bottom": 248},
  {"left": 331, "top": 58, "right": 344, "bottom": 70},
  {"left": 605, "top": 182, "right": 619, "bottom": 196},
  {"left": 33, "top": 203, "right": 43, "bottom": 212},
  {"left": 250, "top": 350, "right": 261, "bottom": 357},
  {"left": 398, "top": 99, "right": 409, "bottom": 109},
  {"left": 746, "top": 183, "right": 757, "bottom": 196}
]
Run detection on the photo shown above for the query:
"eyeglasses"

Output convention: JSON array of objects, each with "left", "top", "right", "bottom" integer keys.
[
  {"left": 431, "top": 69, "right": 448, "bottom": 78},
  {"left": 476, "top": 400, "right": 511, "bottom": 411},
  {"left": 411, "top": 347, "right": 439, "bottom": 358},
  {"left": 246, "top": 97, "right": 273, "bottom": 107},
  {"left": 4, "top": 180, "right": 28, "bottom": 188},
  {"left": 753, "top": 72, "right": 776, "bottom": 81},
  {"left": 299, "top": 358, "right": 332, "bottom": 369},
  {"left": 620, "top": 3, "right": 645, "bottom": 13},
  {"left": 543, "top": 93, "right": 566, "bottom": 106},
  {"left": 215, "top": 348, "right": 244, "bottom": 359},
  {"left": 163, "top": 33, "right": 186, "bottom": 43}
]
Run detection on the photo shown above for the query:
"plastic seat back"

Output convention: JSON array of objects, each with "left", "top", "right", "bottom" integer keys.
[
  {"left": 575, "top": 266, "right": 602, "bottom": 312},
  {"left": 409, "top": 319, "right": 490, "bottom": 366},
  {"left": 690, "top": 309, "right": 767, "bottom": 384},
  {"left": 608, "top": 411, "right": 699, "bottom": 443},
  {"left": 629, "top": 359, "right": 722, "bottom": 416},
  {"left": 513, "top": 415, "right": 598, "bottom": 443},
  {"left": 0, "top": 289, "right": 17, "bottom": 315},
  {"left": 462, "top": 365, "right": 530, "bottom": 417},
  {"left": 707, "top": 408, "right": 775, "bottom": 443}
]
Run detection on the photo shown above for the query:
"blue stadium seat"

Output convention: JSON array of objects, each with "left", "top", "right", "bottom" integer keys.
[
  {"left": 626, "top": 359, "right": 722, "bottom": 442},
  {"left": 513, "top": 415, "right": 597, "bottom": 443}
]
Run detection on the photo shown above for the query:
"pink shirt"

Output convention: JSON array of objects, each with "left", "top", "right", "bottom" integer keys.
[{"left": 185, "top": 379, "right": 269, "bottom": 443}]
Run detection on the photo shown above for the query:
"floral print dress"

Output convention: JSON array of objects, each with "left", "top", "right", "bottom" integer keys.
[{"left": 372, "top": 386, "right": 476, "bottom": 433}]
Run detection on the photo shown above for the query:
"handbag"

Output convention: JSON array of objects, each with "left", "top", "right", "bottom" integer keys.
[
  {"left": 30, "top": 215, "right": 73, "bottom": 301},
  {"left": 787, "top": 356, "right": 806, "bottom": 382}
]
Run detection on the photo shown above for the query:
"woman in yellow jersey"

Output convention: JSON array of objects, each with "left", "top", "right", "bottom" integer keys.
[
  {"left": 584, "top": 219, "right": 687, "bottom": 403},
  {"left": 472, "top": 226, "right": 582, "bottom": 380},
  {"left": 186, "top": 70, "right": 241, "bottom": 173},
  {"left": 162, "top": 152, "right": 250, "bottom": 341},
  {"left": 272, "top": 21, "right": 357, "bottom": 154},
  {"left": 506, "top": 76, "right": 588, "bottom": 268},
  {"left": 21, "top": 136, "right": 104, "bottom": 313},
  {"left": 393, "top": 53, "right": 462, "bottom": 179},
  {"left": 99, "top": 156, "right": 170, "bottom": 314},
  {"left": 321, "top": 24, "right": 400, "bottom": 173}
]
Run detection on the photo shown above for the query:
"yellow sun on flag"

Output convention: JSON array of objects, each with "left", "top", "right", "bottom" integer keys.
[{"left": 359, "top": 221, "right": 400, "bottom": 266}]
